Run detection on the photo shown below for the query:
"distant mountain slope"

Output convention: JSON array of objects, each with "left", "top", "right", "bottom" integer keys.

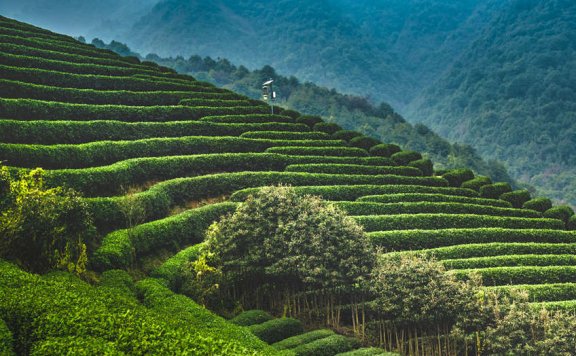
[
  {"left": 407, "top": 0, "right": 576, "bottom": 205},
  {"left": 124, "top": 0, "right": 501, "bottom": 109}
]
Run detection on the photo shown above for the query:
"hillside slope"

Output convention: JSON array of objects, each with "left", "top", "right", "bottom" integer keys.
[
  {"left": 407, "top": 0, "right": 576, "bottom": 206},
  {"left": 1, "top": 15, "right": 576, "bottom": 354}
]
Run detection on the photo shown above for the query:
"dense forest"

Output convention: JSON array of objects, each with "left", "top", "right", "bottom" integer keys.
[
  {"left": 407, "top": 0, "right": 576, "bottom": 206},
  {"left": 91, "top": 38, "right": 514, "bottom": 184}
]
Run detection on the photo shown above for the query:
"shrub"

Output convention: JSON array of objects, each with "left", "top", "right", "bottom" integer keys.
[
  {"left": 280, "top": 109, "right": 301, "bottom": 119},
  {"left": 290, "top": 334, "right": 360, "bottom": 356},
  {"left": 479, "top": 182, "right": 512, "bottom": 199},
  {"left": 98, "top": 269, "right": 136, "bottom": 299},
  {"left": 93, "top": 203, "right": 236, "bottom": 270},
  {"left": 368, "top": 228, "right": 576, "bottom": 250},
  {"left": 0, "top": 318, "right": 14, "bottom": 356},
  {"left": 355, "top": 214, "right": 562, "bottom": 232},
  {"left": 0, "top": 261, "right": 273, "bottom": 355},
  {"left": 0, "top": 119, "right": 309, "bottom": 145},
  {"left": 568, "top": 215, "right": 576, "bottom": 230},
  {"left": 336, "top": 347, "right": 397, "bottom": 355},
  {"left": 7, "top": 137, "right": 342, "bottom": 169},
  {"left": 522, "top": 198, "right": 553, "bottom": 213},
  {"left": 31, "top": 336, "right": 121, "bottom": 355},
  {"left": 266, "top": 146, "right": 369, "bottom": 157},
  {"left": 491, "top": 283, "right": 576, "bottom": 303},
  {"left": 230, "top": 185, "right": 478, "bottom": 203},
  {"left": 313, "top": 122, "right": 342, "bottom": 135},
  {"left": 332, "top": 130, "right": 363, "bottom": 141},
  {"left": 369, "top": 144, "right": 401, "bottom": 157},
  {"left": 0, "top": 167, "right": 93, "bottom": 274},
  {"left": 151, "top": 243, "right": 204, "bottom": 290},
  {"left": 272, "top": 329, "right": 335, "bottom": 350},
  {"left": 357, "top": 193, "right": 511, "bottom": 208},
  {"left": 452, "top": 266, "right": 576, "bottom": 286},
  {"left": 500, "top": 190, "right": 531, "bottom": 209},
  {"left": 0, "top": 98, "right": 268, "bottom": 122},
  {"left": 441, "top": 169, "right": 475, "bottom": 188},
  {"left": 230, "top": 310, "right": 274, "bottom": 327},
  {"left": 296, "top": 115, "right": 323, "bottom": 127},
  {"left": 543, "top": 206, "right": 575, "bottom": 225},
  {"left": 443, "top": 254, "right": 576, "bottom": 270},
  {"left": 336, "top": 202, "right": 540, "bottom": 218},
  {"left": 391, "top": 151, "right": 422, "bottom": 165},
  {"left": 370, "top": 255, "right": 475, "bottom": 326},
  {"left": 248, "top": 318, "right": 304, "bottom": 344},
  {"left": 284, "top": 164, "right": 422, "bottom": 177},
  {"left": 461, "top": 176, "right": 492, "bottom": 191},
  {"left": 200, "top": 114, "right": 295, "bottom": 124},
  {"left": 349, "top": 135, "right": 380, "bottom": 150},
  {"left": 240, "top": 131, "right": 329, "bottom": 140},
  {"left": 408, "top": 158, "right": 434, "bottom": 176}
]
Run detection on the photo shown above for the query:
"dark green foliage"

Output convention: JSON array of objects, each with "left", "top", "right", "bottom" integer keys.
[
  {"left": 332, "top": 130, "right": 363, "bottom": 141},
  {"left": 369, "top": 144, "right": 401, "bottom": 157},
  {"left": 87, "top": 172, "right": 450, "bottom": 232},
  {"left": 0, "top": 64, "right": 210, "bottom": 91},
  {"left": 408, "top": 158, "right": 433, "bottom": 176},
  {"left": 453, "top": 266, "right": 576, "bottom": 286},
  {"left": 230, "top": 310, "right": 274, "bottom": 327},
  {"left": 93, "top": 203, "right": 236, "bottom": 270},
  {"left": 179, "top": 98, "right": 259, "bottom": 107},
  {"left": 356, "top": 214, "right": 562, "bottom": 232},
  {"left": 6, "top": 137, "right": 342, "bottom": 169},
  {"left": 337, "top": 202, "right": 540, "bottom": 218},
  {"left": 296, "top": 115, "right": 323, "bottom": 127},
  {"left": 543, "top": 206, "right": 575, "bottom": 225},
  {"left": 200, "top": 114, "right": 295, "bottom": 123},
  {"left": 284, "top": 163, "right": 422, "bottom": 177},
  {"left": 231, "top": 184, "right": 477, "bottom": 202},
  {"left": 240, "top": 131, "right": 329, "bottom": 140},
  {"left": 522, "top": 198, "right": 553, "bottom": 213},
  {"left": 0, "top": 98, "right": 268, "bottom": 122},
  {"left": 479, "top": 182, "right": 512, "bottom": 199},
  {"left": 134, "top": 278, "right": 276, "bottom": 353},
  {"left": 46, "top": 153, "right": 289, "bottom": 196},
  {"left": 405, "top": 243, "right": 576, "bottom": 261},
  {"left": 368, "top": 228, "right": 576, "bottom": 250},
  {"left": 391, "top": 151, "right": 422, "bottom": 165},
  {"left": 0, "top": 119, "right": 309, "bottom": 145},
  {"left": 266, "top": 146, "right": 368, "bottom": 157},
  {"left": 568, "top": 215, "right": 576, "bottom": 231},
  {"left": 492, "top": 283, "right": 576, "bottom": 303},
  {"left": 272, "top": 329, "right": 335, "bottom": 350},
  {"left": 280, "top": 109, "right": 301, "bottom": 119},
  {"left": 151, "top": 244, "right": 204, "bottom": 290},
  {"left": 0, "top": 318, "right": 14, "bottom": 356},
  {"left": 0, "top": 261, "right": 273, "bottom": 355},
  {"left": 444, "top": 254, "right": 576, "bottom": 270},
  {"left": 248, "top": 318, "right": 304, "bottom": 344},
  {"left": 290, "top": 334, "right": 360, "bottom": 356},
  {"left": 461, "top": 176, "right": 492, "bottom": 191},
  {"left": 30, "top": 336, "right": 122, "bottom": 355},
  {"left": 441, "top": 169, "right": 475, "bottom": 188},
  {"left": 97, "top": 270, "right": 136, "bottom": 299},
  {"left": 500, "top": 190, "right": 531, "bottom": 209},
  {"left": 349, "top": 135, "right": 380, "bottom": 150},
  {"left": 357, "top": 193, "right": 511, "bottom": 207},
  {"left": 313, "top": 122, "right": 343, "bottom": 135}
]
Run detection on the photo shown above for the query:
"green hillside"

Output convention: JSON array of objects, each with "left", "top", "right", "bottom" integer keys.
[
  {"left": 407, "top": 0, "right": 576, "bottom": 206},
  {"left": 1, "top": 15, "right": 576, "bottom": 354}
]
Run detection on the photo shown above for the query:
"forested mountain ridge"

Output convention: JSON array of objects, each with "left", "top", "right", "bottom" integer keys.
[
  {"left": 406, "top": 0, "right": 576, "bottom": 205},
  {"left": 90, "top": 39, "right": 514, "bottom": 184}
]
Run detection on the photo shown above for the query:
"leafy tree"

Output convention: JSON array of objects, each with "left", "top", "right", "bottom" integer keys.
[
  {"left": 0, "top": 167, "right": 94, "bottom": 274},
  {"left": 203, "top": 185, "right": 375, "bottom": 325}
]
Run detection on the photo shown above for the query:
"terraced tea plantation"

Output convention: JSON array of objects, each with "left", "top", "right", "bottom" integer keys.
[{"left": 1, "top": 15, "right": 576, "bottom": 355}]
